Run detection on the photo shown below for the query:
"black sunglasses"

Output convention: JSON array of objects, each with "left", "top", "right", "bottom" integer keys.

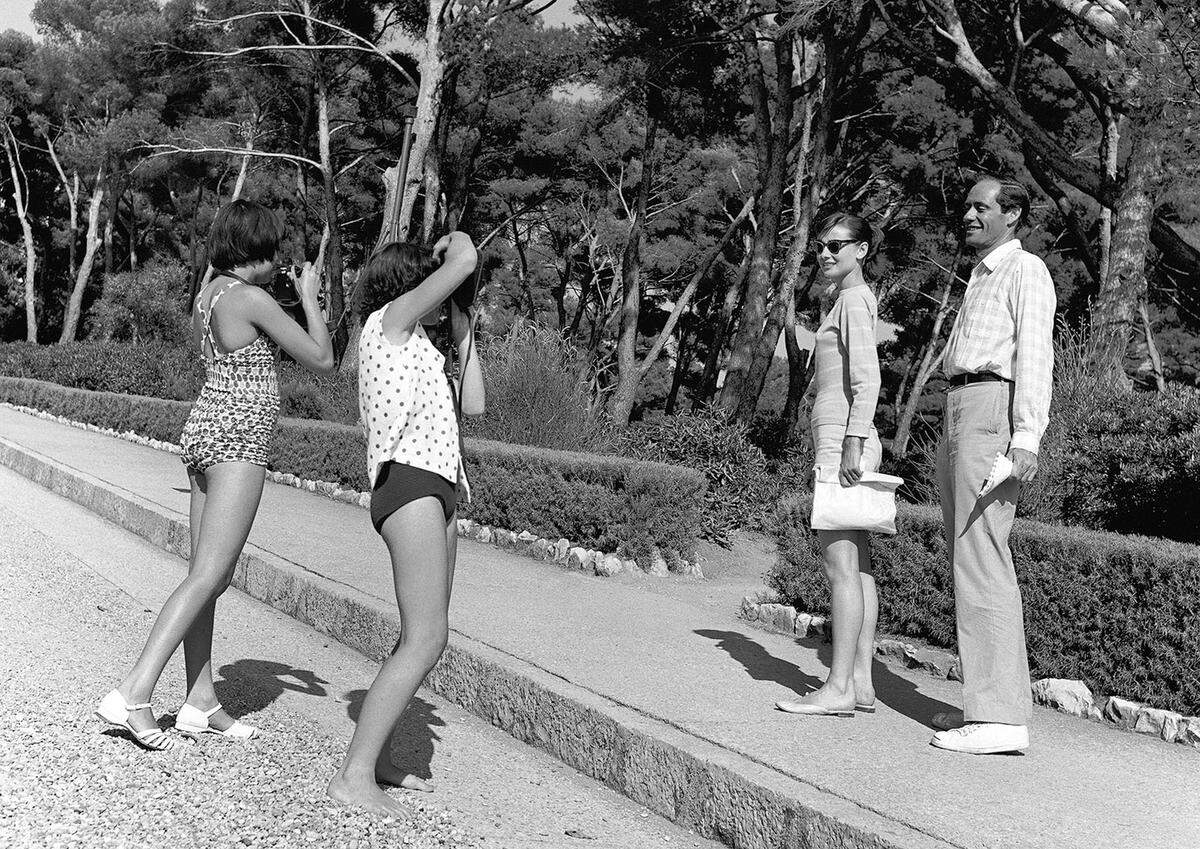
[{"left": 813, "top": 239, "right": 861, "bottom": 254}]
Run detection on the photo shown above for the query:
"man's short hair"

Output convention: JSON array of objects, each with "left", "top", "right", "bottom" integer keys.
[
  {"left": 973, "top": 174, "right": 1032, "bottom": 229},
  {"left": 207, "top": 199, "right": 284, "bottom": 270}
]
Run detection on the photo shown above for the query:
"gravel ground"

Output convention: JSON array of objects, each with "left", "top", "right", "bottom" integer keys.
[{"left": 0, "top": 509, "right": 476, "bottom": 849}]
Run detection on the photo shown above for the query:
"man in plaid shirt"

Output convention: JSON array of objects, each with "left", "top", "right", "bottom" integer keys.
[{"left": 929, "top": 176, "right": 1056, "bottom": 755}]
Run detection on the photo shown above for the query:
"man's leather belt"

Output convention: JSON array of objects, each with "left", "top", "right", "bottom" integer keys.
[{"left": 948, "top": 371, "right": 1011, "bottom": 388}]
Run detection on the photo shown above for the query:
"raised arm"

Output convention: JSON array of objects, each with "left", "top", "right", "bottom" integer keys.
[
  {"left": 244, "top": 262, "right": 335, "bottom": 373},
  {"left": 382, "top": 232, "right": 478, "bottom": 337}
]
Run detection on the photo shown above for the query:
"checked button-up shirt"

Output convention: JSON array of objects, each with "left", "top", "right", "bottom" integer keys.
[{"left": 943, "top": 238, "right": 1057, "bottom": 454}]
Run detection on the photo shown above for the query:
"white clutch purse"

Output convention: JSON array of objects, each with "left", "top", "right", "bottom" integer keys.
[{"left": 810, "top": 465, "right": 904, "bottom": 535}]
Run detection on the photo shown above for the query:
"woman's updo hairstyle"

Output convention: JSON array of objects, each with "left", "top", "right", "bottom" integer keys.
[
  {"left": 814, "top": 211, "right": 875, "bottom": 257},
  {"left": 358, "top": 241, "right": 441, "bottom": 322}
]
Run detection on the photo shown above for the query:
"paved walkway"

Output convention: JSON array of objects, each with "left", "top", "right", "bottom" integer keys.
[
  {"left": 2, "top": 404, "right": 1197, "bottom": 849},
  {"left": 0, "top": 465, "right": 719, "bottom": 849}
]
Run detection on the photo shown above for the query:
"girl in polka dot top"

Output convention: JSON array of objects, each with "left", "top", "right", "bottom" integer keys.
[{"left": 328, "top": 231, "right": 484, "bottom": 816}]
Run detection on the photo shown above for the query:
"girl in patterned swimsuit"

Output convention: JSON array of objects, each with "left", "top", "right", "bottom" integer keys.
[
  {"left": 96, "top": 199, "right": 334, "bottom": 751},
  {"left": 327, "top": 231, "right": 483, "bottom": 816}
]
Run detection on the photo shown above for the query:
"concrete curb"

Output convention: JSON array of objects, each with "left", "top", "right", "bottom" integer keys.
[{"left": 0, "top": 435, "right": 955, "bottom": 849}]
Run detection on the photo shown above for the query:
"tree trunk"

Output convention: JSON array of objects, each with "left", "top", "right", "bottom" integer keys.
[
  {"left": 1137, "top": 300, "right": 1166, "bottom": 391},
  {"left": 1090, "top": 121, "right": 1161, "bottom": 369},
  {"left": 607, "top": 104, "right": 658, "bottom": 429},
  {"left": 892, "top": 253, "right": 960, "bottom": 457},
  {"left": 59, "top": 167, "right": 105, "bottom": 342},
  {"left": 736, "top": 34, "right": 831, "bottom": 422},
  {"left": 3, "top": 124, "right": 38, "bottom": 342},
  {"left": 398, "top": 0, "right": 447, "bottom": 242},
  {"left": 719, "top": 32, "right": 794, "bottom": 418},
  {"left": 664, "top": 322, "right": 693, "bottom": 415},
  {"left": 696, "top": 240, "right": 751, "bottom": 410}
]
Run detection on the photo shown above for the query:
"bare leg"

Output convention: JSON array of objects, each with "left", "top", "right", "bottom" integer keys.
[
  {"left": 375, "top": 508, "right": 458, "bottom": 792},
  {"left": 114, "top": 463, "right": 264, "bottom": 735},
  {"left": 180, "top": 469, "right": 248, "bottom": 731},
  {"left": 328, "top": 498, "right": 451, "bottom": 816},
  {"left": 854, "top": 533, "right": 878, "bottom": 706},
  {"left": 795, "top": 530, "right": 864, "bottom": 711}
]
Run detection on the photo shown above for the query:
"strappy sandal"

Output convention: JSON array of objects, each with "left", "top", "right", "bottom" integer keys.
[
  {"left": 175, "top": 703, "right": 259, "bottom": 739},
  {"left": 96, "top": 690, "right": 191, "bottom": 751}
]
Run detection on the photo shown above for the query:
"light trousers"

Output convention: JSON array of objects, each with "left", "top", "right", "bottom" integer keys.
[{"left": 936, "top": 382, "right": 1033, "bottom": 725}]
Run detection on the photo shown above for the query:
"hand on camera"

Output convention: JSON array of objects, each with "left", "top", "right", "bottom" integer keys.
[
  {"left": 432, "top": 231, "right": 477, "bottom": 266},
  {"left": 296, "top": 261, "right": 322, "bottom": 303}
]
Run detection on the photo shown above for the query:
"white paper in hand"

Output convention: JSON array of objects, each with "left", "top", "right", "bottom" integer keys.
[{"left": 978, "top": 453, "right": 1014, "bottom": 498}]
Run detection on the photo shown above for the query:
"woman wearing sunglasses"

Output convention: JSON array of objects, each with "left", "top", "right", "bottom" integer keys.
[{"left": 776, "top": 212, "right": 882, "bottom": 718}]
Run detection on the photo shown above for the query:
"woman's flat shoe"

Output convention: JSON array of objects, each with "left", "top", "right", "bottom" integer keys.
[
  {"left": 855, "top": 703, "right": 877, "bottom": 713},
  {"left": 175, "top": 703, "right": 259, "bottom": 739},
  {"left": 775, "top": 700, "right": 855, "bottom": 717},
  {"left": 96, "top": 689, "right": 191, "bottom": 751}
]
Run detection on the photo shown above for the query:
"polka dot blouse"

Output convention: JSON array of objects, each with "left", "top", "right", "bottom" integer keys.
[{"left": 358, "top": 308, "right": 469, "bottom": 496}]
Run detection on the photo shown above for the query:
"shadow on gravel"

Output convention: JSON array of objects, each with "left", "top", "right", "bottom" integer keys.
[
  {"left": 694, "top": 629, "right": 822, "bottom": 697},
  {"left": 344, "top": 691, "right": 444, "bottom": 780},
  {"left": 216, "top": 659, "right": 330, "bottom": 717}
]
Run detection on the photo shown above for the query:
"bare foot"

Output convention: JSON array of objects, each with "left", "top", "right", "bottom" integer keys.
[
  {"left": 124, "top": 706, "right": 164, "bottom": 736},
  {"left": 375, "top": 759, "right": 434, "bottom": 793},
  {"left": 327, "top": 772, "right": 411, "bottom": 818}
]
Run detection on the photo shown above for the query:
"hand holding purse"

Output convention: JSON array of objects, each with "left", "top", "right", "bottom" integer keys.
[{"left": 810, "top": 464, "right": 903, "bottom": 535}]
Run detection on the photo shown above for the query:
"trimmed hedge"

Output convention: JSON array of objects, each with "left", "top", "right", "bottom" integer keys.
[
  {"left": 767, "top": 494, "right": 1200, "bottom": 715},
  {"left": 0, "top": 377, "right": 704, "bottom": 563}
]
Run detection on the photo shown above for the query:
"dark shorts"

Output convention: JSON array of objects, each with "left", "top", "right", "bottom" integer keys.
[{"left": 370, "top": 462, "right": 457, "bottom": 533}]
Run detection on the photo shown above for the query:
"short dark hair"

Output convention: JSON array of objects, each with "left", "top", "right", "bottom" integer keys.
[
  {"left": 815, "top": 211, "right": 876, "bottom": 255},
  {"left": 973, "top": 174, "right": 1031, "bottom": 228},
  {"left": 359, "top": 241, "right": 440, "bottom": 321},
  {"left": 207, "top": 199, "right": 284, "bottom": 270}
]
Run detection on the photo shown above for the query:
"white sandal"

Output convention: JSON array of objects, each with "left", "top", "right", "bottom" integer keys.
[
  {"left": 175, "top": 703, "right": 259, "bottom": 739},
  {"left": 96, "top": 690, "right": 191, "bottom": 751}
]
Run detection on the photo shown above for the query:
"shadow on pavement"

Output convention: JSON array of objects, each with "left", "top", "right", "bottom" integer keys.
[
  {"left": 694, "top": 629, "right": 822, "bottom": 697},
  {"left": 694, "top": 629, "right": 959, "bottom": 730},
  {"left": 216, "top": 659, "right": 330, "bottom": 718},
  {"left": 811, "top": 641, "right": 959, "bottom": 730},
  {"left": 344, "top": 690, "right": 445, "bottom": 780}
]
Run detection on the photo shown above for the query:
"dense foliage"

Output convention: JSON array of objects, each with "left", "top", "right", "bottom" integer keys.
[{"left": 0, "top": 376, "right": 705, "bottom": 561}]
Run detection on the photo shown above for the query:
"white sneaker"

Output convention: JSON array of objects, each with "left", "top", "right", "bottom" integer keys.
[{"left": 930, "top": 722, "right": 1028, "bottom": 754}]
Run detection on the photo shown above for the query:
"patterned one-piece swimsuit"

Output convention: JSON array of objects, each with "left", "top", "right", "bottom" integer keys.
[{"left": 179, "top": 279, "right": 280, "bottom": 472}]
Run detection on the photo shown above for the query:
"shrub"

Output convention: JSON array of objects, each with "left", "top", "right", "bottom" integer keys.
[
  {"left": 766, "top": 496, "right": 1200, "bottom": 714},
  {"left": 467, "top": 321, "right": 617, "bottom": 453},
  {"left": 0, "top": 377, "right": 705, "bottom": 563},
  {"left": 86, "top": 261, "right": 192, "bottom": 346},
  {"left": 277, "top": 363, "right": 359, "bottom": 425},
  {"left": 622, "top": 405, "right": 799, "bottom": 544},
  {"left": 0, "top": 340, "right": 204, "bottom": 399}
]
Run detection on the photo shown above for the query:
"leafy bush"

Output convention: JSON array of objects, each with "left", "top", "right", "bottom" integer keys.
[
  {"left": 0, "top": 377, "right": 705, "bottom": 563},
  {"left": 86, "top": 261, "right": 192, "bottom": 346},
  {"left": 766, "top": 496, "right": 1200, "bottom": 714},
  {"left": 622, "top": 405, "right": 803, "bottom": 543},
  {"left": 0, "top": 340, "right": 204, "bottom": 399},
  {"left": 467, "top": 321, "right": 617, "bottom": 453},
  {"left": 277, "top": 363, "right": 359, "bottom": 425}
]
